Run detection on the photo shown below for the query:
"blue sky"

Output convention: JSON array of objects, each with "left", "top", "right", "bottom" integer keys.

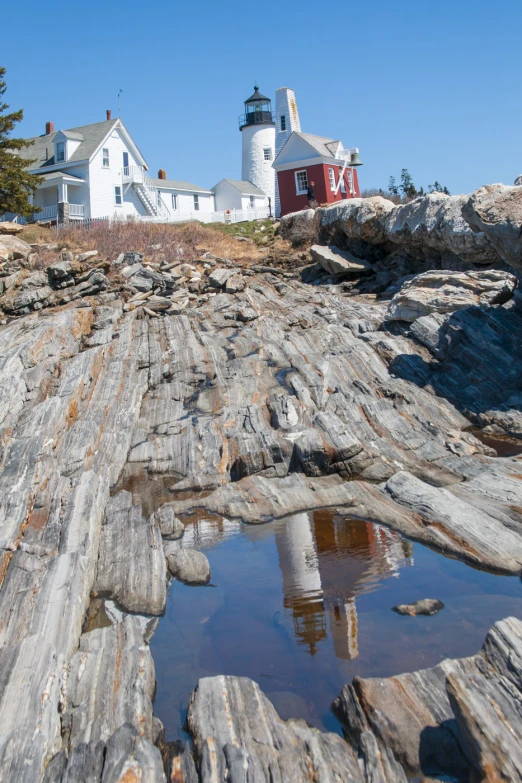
[{"left": 3, "top": 0, "right": 521, "bottom": 195}]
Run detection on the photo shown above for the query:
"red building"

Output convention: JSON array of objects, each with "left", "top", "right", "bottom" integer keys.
[{"left": 273, "top": 132, "right": 361, "bottom": 217}]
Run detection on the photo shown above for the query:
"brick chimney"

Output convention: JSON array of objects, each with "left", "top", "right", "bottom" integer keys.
[
  {"left": 45, "top": 121, "right": 54, "bottom": 135},
  {"left": 158, "top": 169, "right": 166, "bottom": 180},
  {"left": 106, "top": 109, "right": 112, "bottom": 121}
]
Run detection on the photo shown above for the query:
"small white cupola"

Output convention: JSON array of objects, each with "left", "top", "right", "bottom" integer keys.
[{"left": 53, "top": 130, "right": 84, "bottom": 163}]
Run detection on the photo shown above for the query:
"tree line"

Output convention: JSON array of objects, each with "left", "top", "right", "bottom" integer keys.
[{"left": 388, "top": 168, "right": 450, "bottom": 199}]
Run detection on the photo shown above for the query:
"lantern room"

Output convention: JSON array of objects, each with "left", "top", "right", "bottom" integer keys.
[{"left": 238, "top": 86, "right": 275, "bottom": 130}]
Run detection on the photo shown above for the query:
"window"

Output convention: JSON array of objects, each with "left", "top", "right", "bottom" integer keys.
[
  {"left": 347, "top": 170, "right": 354, "bottom": 195},
  {"left": 280, "top": 115, "right": 286, "bottom": 131},
  {"left": 263, "top": 147, "right": 271, "bottom": 161},
  {"left": 114, "top": 186, "right": 122, "bottom": 205},
  {"left": 249, "top": 195, "right": 255, "bottom": 208},
  {"left": 56, "top": 142, "right": 65, "bottom": 162},
  {"left": 328, "top": 168, "right": 336, "bottom": 191},
  {"left": 172, "top": 194, "right": 177, "bottom": 210},
  {"left": 295, "top": 170, "right": 308, "bottom": 194},
  {"left": 340, "top": 170, "right": 346, "bottom": 193},
  {"left": 102, "top": 148, "right": 110, "bottom": 168},
  {"left": 193, "top": 194, "right": 199, "bottom": 211}
]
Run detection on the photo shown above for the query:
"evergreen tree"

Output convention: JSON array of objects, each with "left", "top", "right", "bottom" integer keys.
[
  {"left": 428, "top": 181, "right": 451, "bottom": 195},
  {"left": 399, "top": 168, "right": 418, "bottom": 199},
  {"left": 388, "top": 175, "right": 399, "bottom": 196},
  {"left": 0, "top": 67, "right": 42, "bottom": 217}
]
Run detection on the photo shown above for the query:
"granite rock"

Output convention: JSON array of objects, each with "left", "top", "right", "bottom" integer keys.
[
  {"left": 392, "top": 598, "right": 445, "bottom": 616},
  {"left": 387, "top": 269, "right": 516, "bottom": 321},
  {"left": 462, "top": 183, "right": 522, "bottom": 273}
]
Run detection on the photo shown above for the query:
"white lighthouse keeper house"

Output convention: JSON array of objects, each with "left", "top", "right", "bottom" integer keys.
[{"left": 239, "top": 86, "right": 275, "bottom": 216}]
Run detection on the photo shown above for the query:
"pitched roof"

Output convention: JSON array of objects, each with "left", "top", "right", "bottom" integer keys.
[
  {"left": 17, "top": 119, "right": 119, "bottom": 170},
  {"left": 57, "top": 130, "right": 84, "bottom": 141},
  {"left": 40, "top": 170, "right": 85, "bottom": 182},
  {"left": 295, "top": 132, "right": 342, "bottom": 158},
  {"left": 151, "top": 178, "right": 212, "bottom": 194},
  {"left": 213, "top": 179, "right": 266, "bottom": 196}
]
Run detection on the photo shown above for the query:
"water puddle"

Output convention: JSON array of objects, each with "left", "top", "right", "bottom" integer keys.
[
  {"left": 466, "top": 427, "right": 522, "bottom": 458},
  {"left": 111, "top": 464, "right": 181, "bottom": 518},
  {"left": 150, "top": 507, "right": 522, "bottom": 740}
]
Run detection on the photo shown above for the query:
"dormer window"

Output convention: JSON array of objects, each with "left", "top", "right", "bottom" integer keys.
[{"left": 56, "top": 142, "right": 65, "bottom": 162}]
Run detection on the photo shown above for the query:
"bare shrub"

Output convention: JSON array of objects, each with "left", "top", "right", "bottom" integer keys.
[
  {"left": 53, "top": 219, "right": 281, "bottom": 264},
  {"left": 280, "top": 210, "right": 321, "bottom": 248}
]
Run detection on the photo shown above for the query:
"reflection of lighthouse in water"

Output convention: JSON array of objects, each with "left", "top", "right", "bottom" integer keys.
[{"left": 274, "top": 510, "right": 412, "bottom": 659}]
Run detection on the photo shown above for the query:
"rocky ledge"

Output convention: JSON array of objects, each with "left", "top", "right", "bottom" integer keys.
[
  {"left": 0, "top": 189, "right": 521, "bottom": 782},
  {"left": 167, "top": 614, "right": 522, "bottom": 782}
]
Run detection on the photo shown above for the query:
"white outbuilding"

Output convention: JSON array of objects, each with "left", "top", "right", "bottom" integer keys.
[
  {"left": 212, "top": 179, "right": 268, "bottom": 215},
  {"left": 152, "top": 171, "right": 215, "bottom": 219}
]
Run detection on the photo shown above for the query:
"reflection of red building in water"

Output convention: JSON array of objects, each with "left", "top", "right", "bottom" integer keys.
[{"left": 274, "top": 510, "right": 413, "bottom": 659}]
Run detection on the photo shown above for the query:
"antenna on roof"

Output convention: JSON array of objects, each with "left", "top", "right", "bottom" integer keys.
[{"left": 117, "top": 89, "right": 123, "bottom": 118}]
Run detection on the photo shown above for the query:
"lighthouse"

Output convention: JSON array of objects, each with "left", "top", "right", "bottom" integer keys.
[{"left": 239, "top": 86, "right": 275, "bottom": 213}]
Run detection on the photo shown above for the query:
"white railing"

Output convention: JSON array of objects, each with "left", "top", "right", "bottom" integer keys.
[
  {"left": 36, "top": 205, "right": 58, "bottom": 220},
  {"left": 69, "top": 204, "right": 84, "bottom": 217},
  {"left": 122, "top": 165, "right": 144, "bottom": 183},
  {"left": 122, "top": 166, "right": 169, "bottom": 218},
  {"left": 139, "top": 207, "right": 271, "bottom": 224}
]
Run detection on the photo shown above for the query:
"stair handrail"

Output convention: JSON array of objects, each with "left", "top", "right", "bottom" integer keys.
[{"left": 141, "top": 168, "right": 169, "bottom": 217}]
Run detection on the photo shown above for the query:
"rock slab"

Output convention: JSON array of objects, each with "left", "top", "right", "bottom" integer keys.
[
  {"left": 387, "top": 269, "right": 516, "bottom": 321},
  {"left": 187, "top": 675, "right": 363, "bottom": 782}
]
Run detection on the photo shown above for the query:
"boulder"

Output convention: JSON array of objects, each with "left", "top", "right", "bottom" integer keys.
[
  {"left": 208, "top": 267, "right": 238, "bottom": 289},
  {"left": 392, "top": 598, "right": 444, "bottom": 616},
  {"left": 309, "top": 244, "right": 371, "bottom": 275},
  {"left": 77, "top": 250, "right": 98, "bottom": 262},
  {"left": 0, "top": 235, "right": 32, "bottom": 261},
  {"left": 462, "top": 183, "right": 522, "bottom": 273},
  {"left": 514, "top": 175, "right": 522, "bottom": 186},
  {"left": 151, "top": 504, "right": 184, "bottom": 540},
  {"left": 387, "top": 269, "right": 516, "bottom": 321},
  {"left": 164, "top": 543, "right": 211, "bottom": 584},
  {"left": 384, "top": 192, "right": 499, "bottom": 264},
  {"left": 319, "top": 196, "right": 395, "bottom": 245},
  {"left": 128, "top": 266, "right": 166, "bottom": 292},
  {"left": 225, "top": 273, "right": 246, "bottom": 293},
  {"left": 279, "top": 208, "right": 319, "bottom": 245},
  {"left": 47, "top": 259, "right": 79, "bottom": 281},
  {"left": 0, "top": 221, "right": 24, "bottom": 235}
]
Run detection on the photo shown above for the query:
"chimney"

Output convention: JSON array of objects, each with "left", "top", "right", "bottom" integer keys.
[
  {"left": 45, "top": 121, "right": 54, "bottom": 135},
  {"left": 106, "top": 109, "right": 112, "bottom": 121},
  {"left": 158, "top": 169, "right": 166, "bottom": 180}
]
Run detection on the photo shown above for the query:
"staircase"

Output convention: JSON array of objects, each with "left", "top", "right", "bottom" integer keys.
[{"left": 122, "top": 166, "right": 169, "bottom": 219}]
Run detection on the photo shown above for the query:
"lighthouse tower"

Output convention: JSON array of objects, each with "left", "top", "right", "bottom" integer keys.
[
  {"left": 240, "top": 86, "right": 275, "bottom": 213},
  {"left": 275, "top": 87, "right": 301, "bottom": 216}
]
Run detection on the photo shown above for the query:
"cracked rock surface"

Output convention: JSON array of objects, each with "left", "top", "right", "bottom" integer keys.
[{"left": 0, "top": 223, "right": 521, "bottom": 780}]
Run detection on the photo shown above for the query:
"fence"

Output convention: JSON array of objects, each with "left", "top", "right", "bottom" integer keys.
[
  {"left": 3, "top": 207, "right": 271, "bottom": 235},
  {"left": 52, "top": 207, "right": 271, "bottom": 233}
]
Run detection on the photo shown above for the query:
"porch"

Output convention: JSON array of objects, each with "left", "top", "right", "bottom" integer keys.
[{"left": 31, "top": 170, "right": 87, "bottom": 223}]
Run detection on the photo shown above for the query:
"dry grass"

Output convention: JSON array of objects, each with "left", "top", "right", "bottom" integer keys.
[
  {"left": 18, "top": 225, "right": 58, "bottom": 245},
  {"left": 48, "top": 219, "right": 290, "bottom": 265}
]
